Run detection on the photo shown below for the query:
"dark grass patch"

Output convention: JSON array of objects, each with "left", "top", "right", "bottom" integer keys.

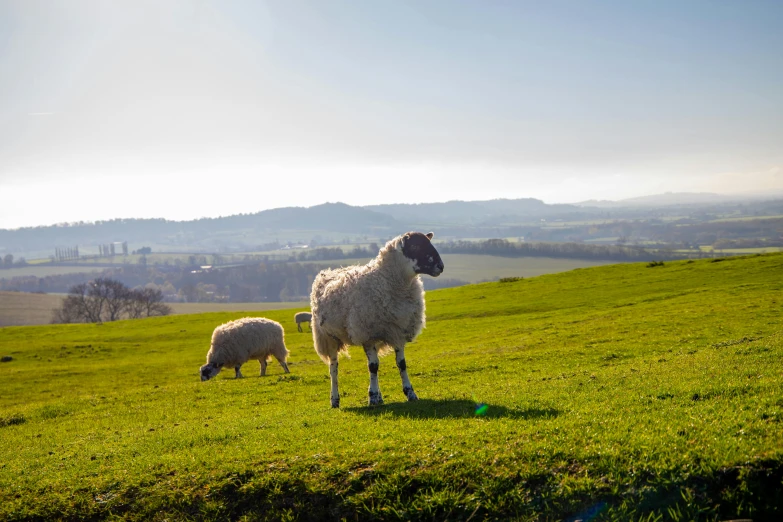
[
  {"left": 711, "top": 336, "right": 762, "bottom": 349},
  {"left": 37, "top": 404, "right": 74, "bottom": 420},
  {"left": 344, "top": 399, "right": 560, "bottom": 421},
  {"left": 0, "top": 413, "right": 26, "bottom": 427}
]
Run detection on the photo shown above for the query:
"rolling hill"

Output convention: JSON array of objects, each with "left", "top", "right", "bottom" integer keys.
[{"left": 1, "top": 253, "right": 781, "bottom": 520}]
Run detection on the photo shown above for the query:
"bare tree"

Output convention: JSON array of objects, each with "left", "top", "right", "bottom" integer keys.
[
  {"left": 68, "top": 283, "right": 105, "bottom": 323},
  {"left": 50, "top": 295, "right": 85, "bottom": 324},
  {"left": 127, "top": 288, "right": 172, "bottom": 318},
  {"left": 92, "top": 278, "right": 130, "bottom": 321},
  {"left": 52, "top": 278, "right": 133, "bottom": 324},
  {"left": 125, "top": 290, "right": 147, "bottom": 320}
]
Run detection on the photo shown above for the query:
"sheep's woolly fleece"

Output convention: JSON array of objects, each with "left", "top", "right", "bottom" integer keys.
[
  {"left": 205, "top": 317, "right": 289, "bottom": 368},
  {"left": 294, "top": 312, "right": 312, "bottom": 322},
  {"left": 310, "top": 235, "right": 425, "bottom": 361}
]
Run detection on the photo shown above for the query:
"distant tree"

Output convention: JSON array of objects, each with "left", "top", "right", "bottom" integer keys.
[
  {"left": 126, "top": 288, "right": 172, "bottom": 319},
  {"left": 93, "top": 278, "right": 131, "bottom": 321},
  {"left": 55, "top": 283, "right": 103, "bottom": 323},
  {"left": 51, "top": 297, "right": 83, "bottom": 324},
  {"left": 3, "top": 254, "right": 12, "bottom": 267},
  {"left": 52, "top": 278, "right": 171, "bottom": 323}
]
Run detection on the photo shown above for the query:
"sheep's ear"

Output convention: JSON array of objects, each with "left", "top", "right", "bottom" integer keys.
[
  {"left": 401, "top": 233, "right": 410, "bottom": 249},
  {"left": 426, "top": 232, "right": 434, "bottom": 240}
]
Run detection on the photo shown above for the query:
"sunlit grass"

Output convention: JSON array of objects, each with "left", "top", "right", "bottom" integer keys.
[{"left": 1, "top": 253, "right": 782, "bottom": 520}]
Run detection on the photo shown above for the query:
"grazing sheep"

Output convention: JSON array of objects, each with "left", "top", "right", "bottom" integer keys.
[
  {"left": 200, "top": 317, "right": 290, "bottom": 381},
  {"left": 310, "top": 231, "right": 444, "bottom": 407},
  {"left": 295, "top": 311, "right": 312, "bottom": 332}
]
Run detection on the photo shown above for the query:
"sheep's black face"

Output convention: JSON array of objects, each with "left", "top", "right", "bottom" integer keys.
[
  {"left": 401, "top": 231, "right": 444, "bottom": 277},
  {"left": 200, "top": 362, "right": 223, "bottom": 381}
]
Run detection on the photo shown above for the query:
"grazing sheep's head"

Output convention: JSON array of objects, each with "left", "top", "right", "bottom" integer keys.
[
  {"left": 401, "top": 231, "right": 444, "bottom": 277},
  {"left": 200, "top": 361, "right": 223, "bottom": 381}
]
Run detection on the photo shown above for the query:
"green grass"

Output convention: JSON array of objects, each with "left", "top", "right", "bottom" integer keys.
[
  {"left": 0, "top": 291, "right": 307, "bottom": 327},
  {"left": 699, "top": 246, "right": 783, "bottom": 254},
  {"left": 305, "top": 254, "right": 617, "bottom": 284},
  {"left": 0, "top": 265, "right": 105, "bottom": 278},
  {"left": 1, "top": 254, "right": 782, "bottom": 520}
]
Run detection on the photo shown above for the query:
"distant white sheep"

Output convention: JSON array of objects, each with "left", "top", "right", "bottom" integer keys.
[
  {"left": 294, "top": 311, "right": 312, "bottom": 332},
  {"left": 200, "top": 317, "right": 290, "bottom": 381},
  {"left": 310, "top": 232, "right": 444, "bottom": 407}
]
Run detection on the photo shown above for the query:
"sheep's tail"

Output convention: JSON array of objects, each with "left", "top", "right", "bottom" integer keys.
[
  {"left": 377, "top": 343, "right": 395, "bottom": 357},
  {"left": 312, "top": 321, "right": 348, "bottom": 364}
]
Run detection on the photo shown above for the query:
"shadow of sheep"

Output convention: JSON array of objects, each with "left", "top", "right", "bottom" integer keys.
[{"left": 343, "top": 399, "right": 559, "bottom": 420}]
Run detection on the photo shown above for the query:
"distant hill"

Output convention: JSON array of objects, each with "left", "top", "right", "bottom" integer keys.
[
  {"left": 364, "top": 198, "right": 582, "bottom": 225},
  {"left": 3, "top": 194, "right": 783, "bottom": 260},
  {"left": 0, "top": 202, "right": 400, "bottom": 258},
  {"left": 576, "top": 192, "right": 768, "bottom": 208}
]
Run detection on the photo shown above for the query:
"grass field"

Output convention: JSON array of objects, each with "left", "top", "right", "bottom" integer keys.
[
  {"left": 0, "top": 255, "right": 609, "bottom": 327},
  {"left": 0, "top": 291, "right": 64, "bottom": 327},
  {"left": 0, "top": 265, "right": 104, "bottom": 279},
  {"left": 307, "top": 254, "right": 616, "bottom": 284},
  {"left": 1, "top": 254, "right": 782, "bottom": 520},
  {"left": 699, "top": 246, "right": 783, "bottom": 254},
  {"left": 168, "top": 301, "right": 308, "bottom": 316},
  {"left": 0, "top": 291, "right": 307, "bottom": 327}
]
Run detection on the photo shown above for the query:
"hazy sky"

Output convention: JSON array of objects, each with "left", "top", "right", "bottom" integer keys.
[{"left": 1, "top": 0, "right": 782, "bottom": 229}]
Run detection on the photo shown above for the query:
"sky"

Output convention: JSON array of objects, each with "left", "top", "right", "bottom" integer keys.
[{"left": 1, "top": 0, "right": 782, "bottom": 229}]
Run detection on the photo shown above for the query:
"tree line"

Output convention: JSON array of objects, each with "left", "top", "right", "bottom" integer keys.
[
  {"left": 52, "top": 278, "right": 172, "bottom": 324},
  {"left": 0, "top": 254, "right": 27, "bottom": 269},
  {"left": 436, "top": 239, "right": 669, "bottom": 261},
  {"left": 0, "top": 240, "right": 711, "bottom": 307}
]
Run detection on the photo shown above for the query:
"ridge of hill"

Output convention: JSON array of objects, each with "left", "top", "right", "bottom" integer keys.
[
  {"left": 3, "top": 195, "right": 783, "bottom": 260},
  {"left": 0, "top": 202, "right": 400, "bottom": 257},
  {"left": 1, "top": 253, "right": 782, "bottom": 519}
]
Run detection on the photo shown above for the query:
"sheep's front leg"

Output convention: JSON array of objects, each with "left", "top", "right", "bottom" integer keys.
[
  {"left": 395, "top": 345, "right": 418, "bottom": 401},
  {"left": 276, "top": 356, "right": 290, "bottom": 374},
  {"left": 329, "top": 356, "right": 340, "bottom": 408},
  {"left": 297, "top": 323, "right": 303, "bottom": 333},
  {"left": 259, "top": 358, "right": 267, "bottom": 376},
  {"left": 235, "top": 364, "right": 244, "bottom": 378},
  {"left": 363, "top": 343, "right": 383, "bottom": 405}
]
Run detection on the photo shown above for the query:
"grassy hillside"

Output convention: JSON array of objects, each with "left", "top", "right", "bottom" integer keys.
[
  {"left": 0, "top": 291, "right": 307, "bottom": 327},
  {"left": 0, "top": 255, "right": 616, "bottom": 326},
  {"left": 0, "top": 291, "right": 64, "bottom": 327},
  {"left": 1, "top": 254, "right": 781, "bottom": 520}
]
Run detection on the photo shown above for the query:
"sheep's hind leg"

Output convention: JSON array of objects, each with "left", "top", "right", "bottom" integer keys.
[
  {"left": 276, "top": 356, "right": 290, "bottom": 374},
  {"left": 235, "top": 365, "right": 244, "bottom": 378},
  {"left": 363, "top": 343, "right": 383, "bottom": 406},
  {"left": 329, "top": 356, "right": 340, "bottom": 408},
  {"left": 259, "top": 358, "right": 267, "bottom": 376},
  {"left": 395, "top": 345, "right": 418, "bottom": 401}
]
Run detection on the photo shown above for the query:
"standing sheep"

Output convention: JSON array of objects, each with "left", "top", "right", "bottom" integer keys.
[
  {"left": 310, "top": 231, "right": 444, "bottom": 407},
  {"left": 200, "top": 317, "right": 290, "bottom": 381},
  {"left": 294, "top": 311, "right": 312, "bottom": 332}
]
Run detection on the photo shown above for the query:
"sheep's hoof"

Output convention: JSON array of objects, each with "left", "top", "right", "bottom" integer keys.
[
  {"left": 368, "top": 391, "right": 384, "bottom": 406},
  {"left": 404, "top": 387, "right": 419, "bottom": 401},
  {"left": 331, "top": 397, "right": 340, "bottom": 408}
]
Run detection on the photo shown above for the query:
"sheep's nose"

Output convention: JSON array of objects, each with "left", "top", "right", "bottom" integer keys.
[{"left": 437, "top": 260, "right": 444, "bottom": 271}]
